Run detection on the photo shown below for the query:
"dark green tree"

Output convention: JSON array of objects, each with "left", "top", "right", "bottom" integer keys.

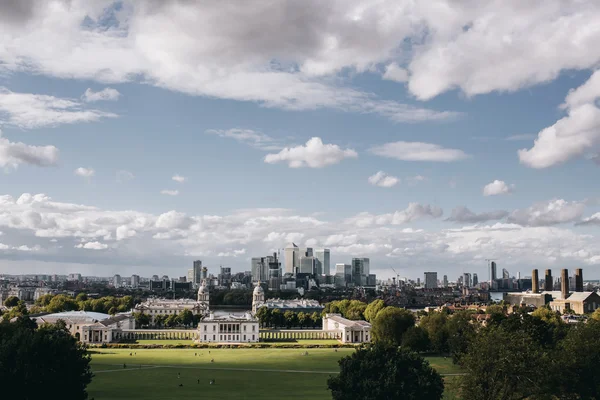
[
  {"left": 445, "top": 311, "right": 476, "bottom": 364},
  {"left": 283, "top": 310, "right": 297, "bottom": 328},
  {"left": 255, "top": 306, "right": 270, "bottom": 327},
  {"left": 3, "top": 296, "right": 20, "bottom": 308},
  {"left": 179, "top": 309, "right": 194, "bottom": 327},
  {"left": 371, "top": 306, "right": 415, "bottom": 346},
  {"left": 418, "top": 312, "right": 448, "bottom": 353},
  {"left": 133, "top": 312, "right": 150, "bottom": 328},
  {"left": 363, "top": 299, "right": 385, "bottom": 322},
  {"left": 328, "top": 344, "right": 444, "bottom": 400},
  {"left": 2, "top": 300, "right": 28, "bottom": 321},
  {"left": 310, "top": 311, "right": 320, "bottom": 328},
  {"left": 401, "top": 326, "right": 430, "bottom": 352},
  {"left": 0, "top": 317, "right": 92, "bottom": 400},
  {"left": 46, "top": 294, "right": 79, "bottom": 313}
]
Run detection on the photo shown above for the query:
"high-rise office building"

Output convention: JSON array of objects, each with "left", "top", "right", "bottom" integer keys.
[
  {"left": 502, "top": 268, "right": 510, "bottom": 279},
  {"left": 490, "top": 261, "right": 497, "bottom": 281},
  {"left": 299, "top": 256, "right": 315, "bottom": 274},
  {"left": 218, "top": 266, "right": 231, "bottom": 287},
  {"left": 424, "top": 272, "right": 437, "bottom": 289},
  {"left": 442, "top": 275, "right": 448, "bottom": 287},
  {"left": 463, "top": 273, "right": 471, "bottom": 288},
  {"left": 201, "top": 267, "right": 208, "bottom": 280},
  {"left": 351, "top": 258, "right": 370, "bottom": 286},
  {"left": 472, "top": 273, "right": 478, "bottom": 286},
  {"left": 192, "top": 260, "right": 203, "bottom": 287},
  {"left": 315, "top": 249, "right": 330, "bottom": 276},
  {"left": 251, "top": 257, "right": 269, "bottom": 282},
  {"left": 113, "top": 274, "right": 122, "bottom": 288},
  {"left": 335, "top": 263, "right": 352, "bottom": 283},
  {"left": 284, "top": 243, "right": 299, "bottom": 275},
  {"left": 131, "top": 274, "right": 140, "bottom": 288},
  {"left": 187, "top": 269, "right": 194, "bottom": 283}
]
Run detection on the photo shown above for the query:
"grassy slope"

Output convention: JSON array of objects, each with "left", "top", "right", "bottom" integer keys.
[{"left": 88, "top": 348, "right": 463, "bottom": 400}]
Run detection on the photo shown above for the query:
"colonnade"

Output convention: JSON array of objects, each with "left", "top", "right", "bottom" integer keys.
[
  {"left": 259, "top": 329, "right": 340, "bottom": 340},
  {"left": 120, "top": 329, "right": 199, "bottom": 341}
]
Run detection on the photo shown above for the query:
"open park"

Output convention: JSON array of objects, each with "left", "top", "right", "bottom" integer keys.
[{"left": 88, "top": 347, "right": 463, "bottom": 399}]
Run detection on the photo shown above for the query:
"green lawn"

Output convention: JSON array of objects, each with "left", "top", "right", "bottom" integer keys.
[
  {"left": 88, "top": 348, "right": 463, "bottom": 399},
  {"left": 132, "top": 339, "right": 342, "bottom": 346}
]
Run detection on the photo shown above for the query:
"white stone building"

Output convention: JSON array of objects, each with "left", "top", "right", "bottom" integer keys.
[
  {"left": 322, "top": 313, "right": 371, "bottom": 344},
  {"left": 251, "top": 283, "right": 323, "bottom": 314},
  {"left": 134, "top": 280, "right": 210, "bottom": 324},
  {"left": 197, "top": 311, "right": 259, "bottom": 343},
  {"left": 31, "top": 311, "right": 134, "bottom": 344}
]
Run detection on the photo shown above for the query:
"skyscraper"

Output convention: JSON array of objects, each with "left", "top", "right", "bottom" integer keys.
[
  {"left": 192, "top": 260, "right": 202, "bottom": 286},
  {"left": 352, "top": 258, "right": 370, "bottom": 286},
  {"left": 284, "top": 243, "right": 299, "bottom": 275},
  {"left": 472, "top": 273, "right": 478, "bottom": 286},
  {"left": 335, "top": 263, "right": 352, "bottom": 283},
  {"left": 502, "top": 268, "right": 510, "bottom": 279},
  {"left": 442, "top": 275, "right": 448, "bottom": 287},
  {"left": 131, "top": 274, "right": 140, "bottom": 288},
  {"left": 463, "top": 273, "right": 471, "bottom": 288},
  {"left": 424, "top": 272, "right": 437, "bottom": 289},
  {"left": 299, "top": 255, "right": 315, "bottom": 274},
  {"left": 490, "top": 261, "right": 497, "bottom": 282},
  {"left": 315, "top": 249, "right": 330, "bottom": 276},
  {"left": 113, "top": 274, "right": 122, "bottom": 288}
]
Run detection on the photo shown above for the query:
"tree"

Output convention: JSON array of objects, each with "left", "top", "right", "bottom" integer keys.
[
  {"left": 165, "top": 313, "right": 178, "bottom": 328},
  {"left": 328, "top": 344, "right": 444, "bottom": 400},
  {"left": 4, "top": 296, "right": 19, "bottom": 308},
  {"left": 179, "top": 309, "right": 194, "bottom": 327},
  {"left": 460, "top": 327, "right": 551, "bottom": 400},
  {"left": 46, "top": 294, "right": 79, "bottom": 313},
  {"left": 154, "top": 314, "right": 166, "bottom": 328},
  {"left": 310, "top": 311, "right": 320, "bottom": 328},
  {"left": 283, "top": 310, "right": 297, "bottom": 328},
  {"left": 401, "top": 326, "right": 430, "bottom": 352},
  {"left": 271, "top": 309, "right": 283, "bottom": 328},
  {"left": 255, "top": 307, "right": 270, "bottom": 328},
  {"left": 591, "top": 308, "right": 600, "bottom": 322},
  {"left": 445, "top": 311, "right": 476, "bottom": 364},
  {"left": 35, "top": 293, "right": 55, "bottom": 307},
  {"left": 371, "top": 306, "right": 415, "bottom": 346},
  {"left": 108, "top": 306, "right": 117, "bottom": 316},
  {"left": 2, "top": 300, "right": 28, "bottom": 322},
  {"left": 0, "top": 317, "right": 92, "bottom": 400},
  {"left": 134, "top": 312, "right": 150, "bottom": 328},
  {"left": 297, "top": 312, "right": 307, "bottom": 329},
  {"left": 364, "top": 299, "right": 385, "bottom": 322},
  {"left": 75, "top": 293, "right": 88, "bottom": 302},
  {"left": 418, "top": 312, "right": 449, "bottom": 353}
]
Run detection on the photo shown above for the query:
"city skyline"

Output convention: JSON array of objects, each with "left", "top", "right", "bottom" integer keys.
[{"left": 2, "top": 2, "right": 600, "bottom": 278}]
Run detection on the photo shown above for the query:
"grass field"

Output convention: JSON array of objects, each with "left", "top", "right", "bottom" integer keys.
[
  {"left": 88, "top": 348, "right": 463, "bottom": 399},
  {"left": 133, "top": 339, "right": 343, "bottom": 346}
]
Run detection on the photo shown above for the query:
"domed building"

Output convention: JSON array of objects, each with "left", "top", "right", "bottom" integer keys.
[{"left": 251, "top": 281, "right": 323, "bottom": 314}]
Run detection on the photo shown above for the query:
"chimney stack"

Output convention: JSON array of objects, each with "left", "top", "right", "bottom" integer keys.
[
  {"left": 532, "top": 269, "right": 539, "bottom": 293},
  {"left": 575, "top": 268, "right": 583, "bottom": 292},
  {"left": 544, "top": 269, "right": 553, "bottom": 291},
  {"left": 561, "top": 269, "right": 569, "bottom": 299}
]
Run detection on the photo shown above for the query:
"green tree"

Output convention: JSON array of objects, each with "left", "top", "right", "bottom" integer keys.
[
  {"left": 364, "top": 299, "right": 385, "bottom": 322},
  {"left": 283, "top": 310, "right": 297, "bottom": 328},
  {"left": 371, "top": 306, "right": 415, "bottom": 346},
  {"left": 271, "top": 309, "right": 283, "bottom": 328},
  {"left": 460, "top": 327, "right": 551, "bottom": 400},
  {"left": 297, "top": 312, "right": 307, "bottom": 328},
  {"left": 255, "top": 306, "right": 270, "bottom": 328},
  {"left": 418, "top": 312, "right": 449, "bottom": 353},
  {"left": 154, "top": 314, "right": 166, "bottom": 328},
  {"left": 310, "top": 311, "right": 320, "bottom": 328},
  {"left": 179, "top": 309, "right": 194, "bottom": 327},
  {"left": 165, "top": 313, "right": 178, "bottom": 327},
  {"left": 133, "top": 312, "right": 150, "bottom": 328},
  {"left": 346, "top": 301, "right": 367, "bottom": 320},
  {"left": 591, "top": 308, "right": 600, "bottom": 321},
  {"left": 46, "top": 294, "right": 79, "bottom": 313},
  {"left": 328, "top": 344, "right": 444, "bottom": 400},
  {"left": 4, "top": 296, "right": 20, "bottom": 308},
  {"left": 2, "top": 300, "right": 28, "bottom": 321},
  {"left": 401, "top": 326, "right": 430, "bottom": 352},
  {"left": 0, "top": 317, "right": 92, "bottom": 400},
  {"left": 108, "top": 306, "right": 117, "bottom": 315},
  {"left": 75, "top": 293, "right": 88, "bottom": 302},
  {"left": 446, "top": 311, "right": 476, "bottom": 364},
  {"left": 35, "top": 293, "right": 55, "bottom": 307}
]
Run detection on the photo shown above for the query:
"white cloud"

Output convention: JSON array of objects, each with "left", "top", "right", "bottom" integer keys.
[
  {"left": 506, "top": 134, "right": 536, "bottom": 141},
  {"left": 0, "top": 131, "right": 59, "bottom": 169},
  {"left": 217, "top": 249, "right": 247, "bottom": 257},
  {"left": 264, "top": 137, "right": 357, "bottom": 168},
  {"left": 172, "top": 175, "right": 186, "bottom": 183},
  {"left": 368, "top": 171, "right": 399, "bottom": 188},
  {"left": 74, "top": 167, "right": 95, "bottom": 178},
  {"left": 508, "top": 199, "right": 586, "bottom": 226},
  {"left": 0, "top": 87, "right": 116, "bottom": 129},
  {"left": 346, "top": 203, "right": 443, "bottom": 227},
  {"left": 383, "top": 63, "right": 409, "bottom": 83},
  {"left": 75, "top": 241, "right": 108, "bottom": 250},
  {"left": 576, "top": 213, "right": 600, "bottom": 226},
  {"left": 447, "top": 206, "right": 509, "bottom": 223},
  {"left": 116, "top": 170, "right": 135, "bottom": 183},
  {"left": 206, "top": 129, "right": 282, "bottom": 151},
  {"left": 82, "top": 87, "right": 120, "bottom": 103},
  {"left": 519, "top": 70, "right": 600, "bottom": 168},
  {"left": 160, "top": 190, "right": 179, "bottom": 196},
  {"left": 483, "top": 180, "right": 515, "bottom": 196},
  {"left": 370, "top": 141, "right": 469, "bottom": 162}
]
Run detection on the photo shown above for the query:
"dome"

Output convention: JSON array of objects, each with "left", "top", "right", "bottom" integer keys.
[
  {"left": 198, "top": 282, "right": 207, "bottom": 294},
  {"left": 253, "top": 284, "right": 264, "bottom": 295}
]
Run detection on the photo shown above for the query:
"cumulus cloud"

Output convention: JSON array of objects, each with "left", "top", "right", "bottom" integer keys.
[
  {"left": 264, "top": 137, "right": 357, "bottom": 168},
  {"left": 508, "top": 199, "right": 586, "bottom": 226},
  {"left": 172, "top": 175, "right": 186, "bottom": 183},
  {"left": 346, "top": 203, "right": 443, "bottom": 227},
  {"left": 383, "top": 63, "right": 409, "bottom": 82},
  {"left": 368, "top": 171, "right": 399, "bottom": 188},
  {"left": 369, "top": 141, "right": 469, "bottom": 162},
  {"left": 447, "top": 206, "right": 509, "bottom": 223},
  {"left": 82, "top": 87, "right": 121, "bottom": 102},
  {"left": 576, "top": 213, "right": 600, "bottom": 226},
  {"left": 0, "top": 87, "right": 116, "bottom": 129},
  {"left": 75, "top": 241, "right": 108, "bottom": 250},
  {"left": 0, "top": 131, "right": 59, "bottom": 169},
  {"left": 116, "top": 170, "right": 135, "bottom": 183},
  {"left": 74, "top": 167, "right": 95, "bottom": 178},
  {"left": 519, "top": 70, "right": 600, "bottom": 168},
  {"left": 483, "top": 180, "right": 515, "bottom": 196},
  {"left": 160, "top": 190, "right": 179, "bottom": 196}
]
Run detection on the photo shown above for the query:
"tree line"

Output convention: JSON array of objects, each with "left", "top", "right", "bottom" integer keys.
[
  {"left": 133, "top": 309, "right": 200, "bottom": 329},
  {"left": 255, "top": 307, "right": 322, "bottom": 329}
]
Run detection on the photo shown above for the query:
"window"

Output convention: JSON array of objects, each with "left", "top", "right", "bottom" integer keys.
[
  {"left": 213, "top": 335, "right": 215, "bottom": 340},
  {"left": 204, "top": 335, "right": 206, "bottom": 340},
  {"left": 228, "top": 335, "right": 231, "bottom": 340},
  {"left": 220, "top": 335, "right": 222, "bottom": 340},
  {"left": 252, "top": 326, "right": 255, "bottom": 332},
  {"left": 252, "top": 335, "right": 255, "bottom": 340},
  {"left": 204, "top": 325, "right": 207, "bottom": 331},
  {"left": 243, "top": 335, "right": 246, "bottom": 340},
  {"left": 244, "top": 325, "right": 246, "bottom": 332},
  {"left": 213, "top": 325, "right": 216, "bottom": 332}
]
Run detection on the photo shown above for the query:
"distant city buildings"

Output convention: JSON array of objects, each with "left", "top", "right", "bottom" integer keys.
[
  {"left": 112, "top": 274, "right": 122, "bottom": 288},
  {"left": 442, "top": 275, "right": 448, "bottom": 288},
  {"left": 424, "top": 272, "right": 437, "bottom": 289},
  {"left": 131, "top": 274, "right": 140, "bottom": 288}
]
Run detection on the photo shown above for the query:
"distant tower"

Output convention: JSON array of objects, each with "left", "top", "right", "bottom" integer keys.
[
  {"left": 490, "top": 261, "right": 497, "bottom": 282},
  {"left": 561, "top": 269, "right": 569, "bottom": 299},
  {"left": 442, "top": 275, "right": 448, "bottom": 288},
  {"left": 575, "top": 268, "right": 583, "bottom": 292},
  {"left": 532, "top": 269, "right": 539, "bottom": 293},
  {"left": 252, "top": 283, "right": 265, "bottom": 314},
  {"left": 197, "top": 280, "right": 210, "bottom": 309},
  {"left": 473, "top": 273, "right": 478, "bottom": 286},
  {"left": 544, "top": 269, "right": 553, "bottom": 291}
]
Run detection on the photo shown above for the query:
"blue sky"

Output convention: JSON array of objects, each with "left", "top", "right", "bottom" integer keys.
[{"left": 1, "top": 1, "right": 600, "bottom": 280}]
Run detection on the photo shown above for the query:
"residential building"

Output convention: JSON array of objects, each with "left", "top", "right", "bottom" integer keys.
[
  {"left": 68, "top": 273, "right": 82, "bottom": 281},
  {"left": 131, "top": 274, "right": 140, "bottom": 288},
  {"left": 112, "top": 274, "right": 122, "bottom": 288},
  {"left": 424, "top": 272, "right": 437, "bottom": 289},
  {"left": 502, "top": 268, "right": 510, "bottom": 279}
]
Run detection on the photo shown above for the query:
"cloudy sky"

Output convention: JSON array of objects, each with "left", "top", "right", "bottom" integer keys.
[{"left": 1, "top": 0, "right": 600, "bottom": 280}]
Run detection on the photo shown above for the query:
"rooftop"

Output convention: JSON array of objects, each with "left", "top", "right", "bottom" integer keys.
[
  {"left": 202, "top": 312, "right": 257, "bottom": 322},
  {"left": 326, "top": 314, "right": 371, "bottom": 328},
  {"left": 35, "top": 311, "right": 110, "bottom": 324}
]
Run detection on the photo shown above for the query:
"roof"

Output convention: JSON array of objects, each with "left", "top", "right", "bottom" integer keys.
[
  {"left": 35, "top": 311, "right": 110, "bottom": 324},
  {"left": 326, "top": 314, "right": 371, "bottom": 329},
  {"left": 100, "top": 314, "right": 132, "bottom": 326},
  {"left": 543, "top": 291, "right": 598, "bottom": 302},
  {"left": 262, "top": 298, "right": 323, "bottom": 309},
  {"left": 202, "top": 312, "right": 257, "bottom": 322},
  {"left": 285, "top": 243, "right": 298, "bottom": 249}
]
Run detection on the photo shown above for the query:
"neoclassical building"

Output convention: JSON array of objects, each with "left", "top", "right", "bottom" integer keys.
[
  {"left": 134, "top": 280, "right": 210, "bottom": 324},
  {"left": 322, "top": 313, "right": 371, "bottom": 344},
  {"left": 251, "top": 283, "right": 324, "bottom": 314},
  {"left": 197, "top": 311, "right": 259, "bottom": 343}
]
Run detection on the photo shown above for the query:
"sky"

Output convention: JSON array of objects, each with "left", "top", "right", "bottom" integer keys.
[{"left": 1, "top": 0, "right": 600, "bottom": 281}]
